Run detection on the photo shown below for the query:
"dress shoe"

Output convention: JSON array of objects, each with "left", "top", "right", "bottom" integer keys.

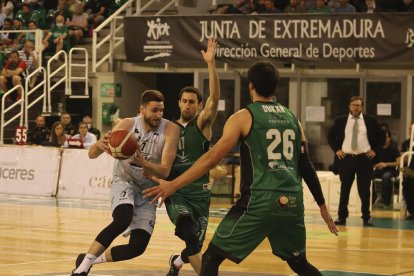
[
  {"left": 363, "top": 219, "right": 374, "bottom": 227},
  {"left": 334, "top": 219, "right": 346, "bottom": 225}
]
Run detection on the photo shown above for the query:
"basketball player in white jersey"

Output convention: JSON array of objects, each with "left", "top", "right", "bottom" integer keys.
[{"left": 72, "top": 90, "right": 180, "bottom": 276}]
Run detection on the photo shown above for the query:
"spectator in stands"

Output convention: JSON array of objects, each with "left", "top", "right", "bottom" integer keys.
[
  {"left": 43, "top": 0, "right": 58, "bottom": 12},
  {"left": 275, "top": 0, "right": 290, "bottom": 11},
  {"left": 85, "top": 0, "right": 109, "bottom": 30},
  {"left": 0, "top": 17, "right": 14, "bottom": 50},
  {"left": 48, "top": 121, "right": 68, "bottom": 147},
  {"left": 333, "top": 0, "right": 356, "bottom": 12},
  {"left": 25, "top": 20, "right": 47, "bottom": 52},
  {"left": 18, "top": 39, "right": 38, "bottom": 88},
  {"left": 82, "top": 115, "right": 101, "bottom": 140},
  {"left": 361, "top": 0, "right": 378, "bottom": 13},
  {"left": 28, "top": 115, "right": 50, "bottom": 145},
  {"left": 0, "top": 50, "right": 26, "bottom": 101},
  {"left": 44, "top": 15, "right": 70, "bottom": 54},
  {"left": 71, "top": 122, "right": 97, "bottom": 149},
  {"left": 400, "top": 124, "right": 414, "bottom": 220},
  {"left": 54, "top": 0, "right": 72, "bottom": 22},
  {"left": 260, "top": 0, "right": 282, "bottom": 13},
  {"left": 376, "top": 0, "right": 402, "bottom": 11},
  {"left": 401, "top": 0, "right": 414, "bottom": 11},
  {"left": 60, "top": 112, "right": 76, "bottom": 137},
  {"left": 10, "top": 18, "right": 26, "bottom": 51},
  {"left": 372, "top": 130, "right": 400, "bottom": 209},
  {"left": 0, "top": 0, "right": 14, "bottom": 20},
  {"left": 284, "top": 0, "right": 306, "bottom": 13},
  {"left": 309, "top": 0, "right": 331, "bottom": 13},
  {"left": 67, "top": 2, "right": 87, "bottom": 45},
  {"left": 19, "top": 3, "right": 32, "bottom": 26}
]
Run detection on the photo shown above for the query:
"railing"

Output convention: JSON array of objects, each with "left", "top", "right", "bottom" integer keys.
[
  {"left": 92, "top": 0, "right": 134, "bottom": 72},
  {"left": 47, "top": 50, "right": 68, "bottom": 113},
  {"left": 68, "top": 47, "right": 88, "bottom": 98},
  {"left": 92, "top": 0, "right": 178, "bottom": 72},
  {"left": 0, "top": 85, "right": 24, "bottom": 145},
  {"left": 24, "top": 67, "right": 47, "bottom": 128},
  {"left": 398, "top": 151, "right": 414, "bottom": 214}
]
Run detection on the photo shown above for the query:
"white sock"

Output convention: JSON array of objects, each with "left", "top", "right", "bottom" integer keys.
[
  {"left": 74, "top": 253, "right": 96, "bottom": 273},
  {"left": 174, "top": 255, "right": 184, "bottom": 268},
  {"left": 93, "top": 252, "right": 107, "bottom": 264}
]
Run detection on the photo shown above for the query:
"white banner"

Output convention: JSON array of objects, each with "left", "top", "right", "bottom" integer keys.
[
  {"left": 58, "top": 149, "right": 114, "bottom": 200},
  {"left": 0, "top": 145, "right": 60, "bottom": 196}
]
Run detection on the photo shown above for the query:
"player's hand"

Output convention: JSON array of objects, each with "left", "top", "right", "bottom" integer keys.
[
  {"left": 366, "top": 150, "right": 376, "bottom": 159},
  {"left": 143, "top": 177, "right": 177, "bottom": 207},
  {"left": 130, "top": 147, "right": 144, "bottom": 166},
  {"left": 201, "top": 37, "right": 217, "bottom": 64},
  {"left": 319, "top": 204, "right": 339, "bottom": 236},
  {"left": 335, "top": 150, "right": 346, "bottom": 160}
]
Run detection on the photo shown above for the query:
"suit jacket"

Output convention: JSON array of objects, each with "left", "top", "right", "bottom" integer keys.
[{"left": 327, "top": 114, "right": 385, "bottom": 169}]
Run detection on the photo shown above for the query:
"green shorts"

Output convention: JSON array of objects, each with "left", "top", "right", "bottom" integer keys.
[
  {"left": 165, "top": 193, "right": 210, "bottom": 245},
  {"left": 211, "top": 190, "right": 305, "bottom": 263}
]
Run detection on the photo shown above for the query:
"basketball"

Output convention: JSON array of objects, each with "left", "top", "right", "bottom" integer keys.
[{"left": 108, "top": 129, "right": 138, "bottom": 160}]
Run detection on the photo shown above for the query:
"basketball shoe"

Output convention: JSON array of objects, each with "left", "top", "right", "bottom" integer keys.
[{"left": 166, "top": 254, "right": 181, "bottom": 276}]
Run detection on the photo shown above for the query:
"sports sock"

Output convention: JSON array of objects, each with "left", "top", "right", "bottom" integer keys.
[
  {"left": 93, "top": 252, "right": 107, "bottom": 264},
  {"left": 174, "top": 255, "right": 184, "bottom": 268},
  {"left": 74, "top": 253, "right": 96, "bottom": 273}
]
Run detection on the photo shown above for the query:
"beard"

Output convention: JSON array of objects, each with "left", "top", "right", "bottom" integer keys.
[{"left": 144, "top": 114, "right": 161, "bottom": 128}]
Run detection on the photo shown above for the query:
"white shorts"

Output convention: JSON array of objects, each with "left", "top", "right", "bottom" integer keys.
[{"left": 110, "top": 176, "right": 156, "bottom": 235}]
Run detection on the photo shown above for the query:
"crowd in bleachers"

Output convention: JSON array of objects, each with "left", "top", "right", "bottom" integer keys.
[{"left": 213, "top": 0, "right": 414, "bottom": 14}]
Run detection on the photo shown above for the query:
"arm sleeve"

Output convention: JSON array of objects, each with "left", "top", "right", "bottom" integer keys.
[{"left": 299, "top": 142, "right": 325, "bottom": 206}]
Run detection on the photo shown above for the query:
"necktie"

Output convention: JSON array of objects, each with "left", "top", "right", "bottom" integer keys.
[{"left": 351, "top": 117, "right": 359, "bottom": 151}]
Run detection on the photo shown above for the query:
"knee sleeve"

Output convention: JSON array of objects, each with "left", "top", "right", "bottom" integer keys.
[
  {"left": 200, "top": 245, "right": 225, "bottom": 276},
  {"left": 286, "top": 257, "right": 322, "bottom": 276},
  {"left": 176, "top": 216, "right": 201, "bottom": 258},
  {"left": 111, "top": 229, "right": 151, "bottom": 262},
  {"left": 95, "top": 204, "right": 133, "bottom": 248}
]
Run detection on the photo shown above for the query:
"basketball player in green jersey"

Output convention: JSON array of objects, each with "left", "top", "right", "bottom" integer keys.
[
  {"left": 144, "top": 61, "right": 338, "bottom": 276},
  {"left": 164, "top": 37, "right": 220, "bottom": 275}
]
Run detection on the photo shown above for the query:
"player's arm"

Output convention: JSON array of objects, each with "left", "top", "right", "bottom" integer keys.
[
  {"left": 143, "top": 110, "right": 248, "bottom": 206},
  {"left": 197, "top": 37, "right": 220, "bottom": 139},
  {"left": 88, "top": 118, "right": 133, "bottom": 159},
  {"left": 135, "top": 121, "right": 180, "bottom": 179},
  {"left": 298, "top": 121, "right": 338, "bottom": 236}
]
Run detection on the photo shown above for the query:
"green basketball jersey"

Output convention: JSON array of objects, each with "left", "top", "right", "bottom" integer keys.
[
  {"left": 168, "top": 116, "right": 210, "bottom": 197},
  {"left": 241, "top": 102, "right": 301, "bottom": 192}
]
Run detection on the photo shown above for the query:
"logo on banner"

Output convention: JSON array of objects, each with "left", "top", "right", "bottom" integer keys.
[
  {"left": 405, "top": 28, "right": 414, "bottom": 48},
  {"left": 143, "top": 18, "right": 173, "bottom": 61}
]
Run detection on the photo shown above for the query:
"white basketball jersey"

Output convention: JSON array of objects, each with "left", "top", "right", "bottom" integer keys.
[{"left": 113, "top": 115, "right": 168, "bottom": 191}]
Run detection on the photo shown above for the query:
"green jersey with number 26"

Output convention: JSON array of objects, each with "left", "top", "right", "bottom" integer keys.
[{"left": 241, "top": 101, "right": 301, "bottom": 192}]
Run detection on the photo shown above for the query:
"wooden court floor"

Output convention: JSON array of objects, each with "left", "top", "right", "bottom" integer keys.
[{"left": 0, "top": 194, "right": 413, "bottom": 276}]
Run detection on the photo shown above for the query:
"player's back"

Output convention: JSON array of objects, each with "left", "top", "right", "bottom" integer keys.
[{"left": 240, "top": 101, "right": 301, "bottom": 192}]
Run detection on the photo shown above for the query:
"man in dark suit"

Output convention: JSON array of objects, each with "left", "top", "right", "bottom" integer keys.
[{"left": 328, "top": 96, "right": 384, "bottom": 227}]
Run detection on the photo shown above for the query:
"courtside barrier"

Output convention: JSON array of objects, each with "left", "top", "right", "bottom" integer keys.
[
  {"left": 58, "top": 149, "right": 114, "bottom": 200},
  {"left": 0, "top": 146, "right": 60, "bottom": 196}
]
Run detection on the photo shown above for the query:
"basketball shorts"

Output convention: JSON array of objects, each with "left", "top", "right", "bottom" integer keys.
[
  {"left": 165, "top": 193, "right": 210, "bottom": 245},
  {"left": 211, "top": 190, "right": 305, "bottom": 263},
  {"left": 110, "top": 176, "right": 156, "bottom": 235}
]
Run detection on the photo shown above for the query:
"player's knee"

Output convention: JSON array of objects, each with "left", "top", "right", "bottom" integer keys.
[
  {"left": 201, "top": 245, "right": 224, "bottom": 276},
  {"left": 176, "top": 217, "right": 200, "bottom": 255},
  {"left": 112, "top": 204, "right": 133, "bottom": 231},
  {"left": 286, "top": 257, "right": 322, "bottom": 276},
  {"left": 129, "top": 230, "right": 151, "bottom": 257}
]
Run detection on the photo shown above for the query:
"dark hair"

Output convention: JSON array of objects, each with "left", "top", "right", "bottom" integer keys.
[
  {"left": 179, "top": 86, "right": 202, "bottom": 103},
  {"left": 22, "top": 3, "right": 30, "bottom": 9},
  {"left": 78, "top": 122, "right": 88, "bottom": 129},
  {"left": 141, "top": 90, "right": 164, "bottom": 105},
  {"left": 349, "top": 96, "right": 364, "bottom": 105},
  {"left": 9, "top": 50, "right": 19, "bottom": 57},
  {"left": 27, "top": 20, "right": 37, "bottom": 26},
  {"left": 247, "top": 61, "right": 279, "bottom": 98},
  {"left": 3, "top": 18, "right": 12, "bottom": 25},
  {"left": 50, "top": 121, "right": 66, "bottom": 145}
]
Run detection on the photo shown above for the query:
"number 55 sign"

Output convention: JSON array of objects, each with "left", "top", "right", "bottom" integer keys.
[{"left": 15, "top": 126, "right": 28, "bottom": 145}]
